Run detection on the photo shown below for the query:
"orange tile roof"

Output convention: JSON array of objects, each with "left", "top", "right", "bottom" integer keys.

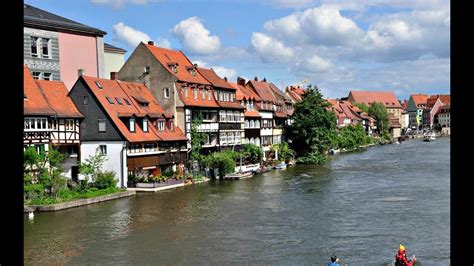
[
  {"left": 81, "top": 76, "right": 186, "bottom": 143},
  {"left": 248, "top": 80, "right": 278, "bottom": 103},
  {"left": 218, "top": 101, "right": 245, "bottom": 109},
  {"left": 244, "top": 110, "right": 261, "bottom": 118},
  {"left": 228, "top": 81, "right": 261, "bottom": 101},
  {"left": 349, "top": 91, "right": 402, "bottom": 108},
  {"left": 24, "top": 65, "right": 56, "bottom": 116},
  {"left": 197, "top": 67, "right": 235, "bottom": 90},
  {"left": 401, "top": 100, "right": 408, "bottom": 110},
  {"left": 36, "top": 80, "right": 83, "bottom": 118},
  {"left": 268, "top": 83, "right": 292, "bottom": 104},
  {"left": 410, "top": 94, "right": 429, "bottom": 107},
  {"left": 144, "top": 43, "right": 211, "bottom": 85},
  {"left": 274, "top": 111, "right": 287, "bottom": 118},
  {"left": 176, "top": 83, "right": 220, "bottom": 108},
  {"left": 427, "top": 94, "right": 450, "bottom": 108}
]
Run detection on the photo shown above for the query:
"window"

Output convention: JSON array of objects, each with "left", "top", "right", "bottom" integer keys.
[
  {"left": 228, "top": 132, "right": 234, "bottom": 144},
  {"left": 115, "top": 97, "right": 123, "bottom": 105},
  {"left": 129, "top": 118, "right": 135, "bottom": 132},
  {"left": 99, "top": 145, "right": 107, "bottom": 155},
  {"left": 184, "top": 88, "right": 188, "bottom": 98},
  {"left": 124, "top": 98, "right": 131, "bottom": 105},
  {"left": 32, "top": 72, "right": 40, "bottom": 79},
  {"left": 250, "top": 120, "right": 255, "bottom": 128},
  {"left": 106, "top": 97, "right": 114, "bottom": 104},
  {"left": 263, "top": 120, "right": 268, "bottom": 128},
  {"left": 145, "top": 143, "right": 156, "bottom": 152},
  {"left": 143, "top": 118, "right": 148, "bottom": 132},
  {"left": 227, "top": 111, "right": 233, "bottom": 122},
  {"left": 220, "top": 133, "right": 227, "bottom": 145},
  {"left": 245, "top": 120, "right": 249, "bottom": 128},
  {"left": 65, "top": 119, "right": 74, "bottom": 131},
  {"left": 220, "top": 110, "right": 226, "bottom": 122},
  {"left": 168, "top": 120, "right": 174, "bottom": 130},
  {"left": 234, "top": 111, "right": 240, "bottom": 122},
  {"left": 24, "top": 118, "right": 31, "bottom": 130},
  {"left": 95, "top": 81, "right": 103, "bottom": 89},
  {"left": 84, "top": 96, "right": 89, "bottom": 105},
  {"left": 256, "top": 120, "right": 260, "bottom": 128},
  {"left": 201, "top": 89, "right": 206, "bottom": 100},
  {"left": 42, "top": 38, "right": 50, "bottom": 58},
  {"left": 194, "top": 88, "right": 198, "bottom": 100},
  {"left": 43, "top": 73, "right": 52, "bottom": 81},
  {"left": 31, "top": 36, "right": 39, "bottom": 57},
  {"left": 235, "top": 132, "right": 241, "bottom": 143},
  {"left": 158, "top": 121, "right": 165, "bottom": 131},
  {"left": 98, "top": 119, "right": 106, "bottom": 132},
  {"left": 219, "top": 92, "right": 224, "bottom": 101},
  {"left": 207, "top": 90, "right": 211, "bottom": 100},
  {"left": 164, "top": 88, "right": 170, "bottom": 98}
]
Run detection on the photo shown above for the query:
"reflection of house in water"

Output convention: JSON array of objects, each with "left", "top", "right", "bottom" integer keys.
[
  {"left": 69, "top": 73, "right": 187, "bottom": 188},
  {"left": 24, "top": 65, "right": 83, "bottom": 180}
]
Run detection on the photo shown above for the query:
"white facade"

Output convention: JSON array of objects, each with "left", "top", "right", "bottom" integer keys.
[
  {"left": 80, "top": 141, "right": 128, "bottom": 188},
  {"left": 104, "top": 51, "right": 125, "bottom": 79}
]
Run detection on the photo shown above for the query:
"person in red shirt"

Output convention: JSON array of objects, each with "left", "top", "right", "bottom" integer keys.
[{"left": 395, "top": 244, "right": 416, "bottom": 266}]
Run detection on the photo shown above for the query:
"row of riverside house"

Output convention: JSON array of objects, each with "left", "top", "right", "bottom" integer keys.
[{"left": 23, "top": 4, "right": 450, "bottom": 187}]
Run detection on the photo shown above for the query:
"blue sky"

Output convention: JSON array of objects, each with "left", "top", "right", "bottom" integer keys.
[{"left": 26, "top": 0, "right": 450, "bottom": 100}]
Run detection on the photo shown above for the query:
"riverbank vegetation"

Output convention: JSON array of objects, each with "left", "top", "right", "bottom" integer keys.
[
  {"left": 286, "top": 85, "right": 377, "bottom": 164},
  {"left": 24, "top": 148, "right": 123, "bottom": 205}
]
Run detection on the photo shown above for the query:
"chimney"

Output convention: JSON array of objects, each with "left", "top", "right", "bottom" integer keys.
[
  {"left": 237, "top": 76, "right": 246, "bottom": 86},
  {"left": 194, "top": 63, "right": 198, "bottom": 68},
  {"left": 110, "top": 72, "right": 118, "bottom": 80},
  {"left": 78, "top": 69, "right": 85, "bottom": 77},
  {"left": 223, "top": 77, "right": 228, "bottom": 82},
  {"left": 148, "top": 40, "right": 154, "bottom": 46},
  {"left": 263, "top": 77, "right": 267, "bottom": 82},
  {"left": 254, "top": 76, "right": 258, "bottom": 81}
]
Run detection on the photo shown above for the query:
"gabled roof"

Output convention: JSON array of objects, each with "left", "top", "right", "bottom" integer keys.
[
  {"left": 248, "top": 80, "right": 278, "bottom": 103},
  {"left": 104, "top": 43, "right": 127, "bottom": 54},
  {"left": 401, "top": 100, "right": 408, "bottom": 110},
  {"left": 244, "top": 110, "right": 261, "bottom": 118},
  {"left": 410, "top": 94, "right": 429, "bottom": 107},
  {"left": 81, "top": 76, "right": 186, "bottom": 142},
  {"left": 427, "top": 94, "right": 450, "bottom": 108},
  {"left": 24, "top": 4, "right": 106, "bottom": 36},
  {"left": 197, "top": 67, "right": 235, "bottom": 90},
  {"left": 268, "top": 83, "right": 292, "bottom": 104},
  {"left": 24, "top": 65, "right": 56, "bottom": 116},
  {"left": 349, "top": 91, "right": 402, "bottom": 108},
  {"left": 176, "top": 83, "right": 220, "bottom": 108},
  {"left": 286, "top": 86, "right": 306, "bottom": 102},
  {"left": 228, "top": 81, "right": 261, "bottom": 102},
  {"left": 144, "top": 43, "right": 210, "bottom": 85},
  {"left": 36, "top": 80, "right": 83, "bottom": 118}
]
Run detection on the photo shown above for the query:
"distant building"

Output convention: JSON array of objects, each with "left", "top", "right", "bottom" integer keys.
[
  {"left": 285, "top": 86, "right": 306, "bottom": 103},
  {"left": 437, "top": 105, "right": 450, "bottom": 134},
  {"left": 423, "top": 94, "right": 451, "bottom": 129},
  {"left": 24, "top": 4, "right": 107, "bottom": 90},
  {"left": 406, "top": 94, "right": 429, "bottom": 129},
  {"left": 104, "top": 43, "right": 126, "bottom": 80}
]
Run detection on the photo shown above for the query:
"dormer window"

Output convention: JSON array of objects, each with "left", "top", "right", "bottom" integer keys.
[
  {"left": 194, "top": 88, "right": 198, "bottom": 100},
  {"left": 184, "top": 88, "right": 189, "bottom": 98},
  {"left": 168, "top": 120, "right": 174, "bottom": 131},
  {"left": 168, "top": 62, "right": 178, "bottom": 73},
  {"left": 158, "top": 121, "right": 165, "bottom": 131},
  {"left": 190, "top": 69, "right": 196, "bottom": 76},
  {"left": 129, "top": 118, "right": 135, "bottom": 132}
]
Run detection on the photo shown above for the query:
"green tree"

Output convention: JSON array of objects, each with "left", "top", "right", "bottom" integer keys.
[
  {"left": 24, "top": 146, "right": 41, "bottom": 173},
  {"left": 286, "top": 84, "right": 337, "bottom": 163},
  {"left": 241, "top": 144, "right": 263, "bottom": 164},
  {"left": 201, "top": 151, "right": 236, "bottom": 179},
  {"left": 336, "top": 124, "right": 373, "bottom": 150},
  {"left": 79, "top": 152, "right": 107, "bottom": 183},
  {"left": 271, "top": 143, "right": 295, "bottom": 163},
  {"left": 40, "top": 147, "right": 67, "bottom": 198},
  {"left": 189, "top": 118, "right": 207, "bottom": 163},
  {"left": 368, "top": 102, "right": 390, "bottom": 139},
  {"left": 353, "top": 102, "right": 370, "bottom": 113}
]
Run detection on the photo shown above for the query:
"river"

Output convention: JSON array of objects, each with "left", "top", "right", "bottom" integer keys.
[{"left": 24, "top": 137, "right": 450, "bottom": 265}]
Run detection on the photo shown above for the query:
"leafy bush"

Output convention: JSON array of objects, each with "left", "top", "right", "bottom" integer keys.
[
  {"left": 241, "top": 144, "right": 263, "bottom": 163},
  {"left": 296, "top": 152, "right": 327, "bottom": 164},
  {"left": 24, "top": 184, "right": 44, "bottom": 200},
  {"left": 93, "top": 171, "right": 117, "bottom": 189}
]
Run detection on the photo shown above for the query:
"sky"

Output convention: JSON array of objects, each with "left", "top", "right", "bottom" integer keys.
[{"left": 25, "top": 0, "right": 450, "bottom": 100}]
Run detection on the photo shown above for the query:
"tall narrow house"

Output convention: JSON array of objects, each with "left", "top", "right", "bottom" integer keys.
[
  {"left": 197, "top": 67, "right": 245, "bottom": 150},
  {"left": 118, "top": 42, "right": 221, "bottom": 152},
  {"left": 69, "top": 74, "right": 187, "bottom": 187}
]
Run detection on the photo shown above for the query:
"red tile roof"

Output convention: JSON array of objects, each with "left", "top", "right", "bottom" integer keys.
[
  {"left": 197, "top": 67, "right": 235, "bottom": 90},
  {"left": 248, "top": 80, "right": 278, "bottom": 103},
  {"left": 349, "top": 91, "right": 402, "bottom": 108},
  {"left": 427, "top": 94, "right": 450, "bottom": 108},
  {"left": 228, "top": 81, "right": 261, "bottom": 102},
  {"left": 401, "top": 100, "right": 408, "bottom": 110},
  {"left": 274, "top": 111, "right": 287, "bottom": 118},
  {"left": 176, "top": 83, "right": 220, "bottom": 108},
  {"left": 81, "top": 76, "right": 186, "bottom": 143},
  {"left": 285, "top": 86, "right": 306, "bottom": 102},
  {"left": 268, "top": 83, "right": 292, "bottom": 104},
  {"left": 218, "top": 101, "right": 245, "bottom": 109},
  {"left": 144, "top": 43, "right": 211, "bottom": 85},
  {"left": 36, "top": 80, "right": 83, "bottom": 118},
  {"left": 410, "top": 94, "right": 429, "bottom": 107},
  {"left": 24, "top": 65, "right": 56, "bottom": 116},
  {"left": 244, "top": 110, "right": 261, "bottom": 118}
]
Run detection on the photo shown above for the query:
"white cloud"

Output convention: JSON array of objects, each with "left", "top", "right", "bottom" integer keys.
[
  {"left": 251, "top": 32, "right": 294, "bottom": 63},
  {"left": 193, "top": 60, "right": 237, "bottom": 81},
  {"left": 90, "top": 0, "right": 159, "bottom": 9},
  {"left": 300, "top": 54, "right": 332, "bottom": 73},
  {"left": 112, "top": 22, "right": 170, "bottom": 50},
  {"left": 264, "top": 5, "right": 365, "bottom": 46},
  {"left": 171, "top": 17, "right": 221, "bottom": 55}
]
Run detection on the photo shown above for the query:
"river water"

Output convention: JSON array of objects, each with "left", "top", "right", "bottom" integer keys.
[{"left": 24, "top": 137, "right": 450, "bottom": 265}]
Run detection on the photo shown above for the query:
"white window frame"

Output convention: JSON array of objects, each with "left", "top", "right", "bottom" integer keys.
[
  {"left": 99, "top": 145, "right": 107, "bottom": 155},
  {"left": 43, "top": 73, "right": 52, "bottom": 81},
  {"left": 245, "top": 120, "right": 249, "bottom": 128},
  {"left": 164, "top": 88, "right": 170, "bottom": 98},
  {"left": 256, "top": 120, "right": 260, "bottom": 128},
  {"left": 65, "top": 119, "right": 74, "bottom": 131},
  {"left": 220, "top": 110, "right": 226, "bottom": 122},
  {"left": 143, "top": 118, "right": 148, "bottom": 132},
  {"left": 129, "top": 118, "right": 136, "bottom": 132},
  {"left": 41, "top": 38, "right": 51, "bottom": 59},
  {"left": 158, "top": 121, "right": 165, "bottom": 131},
  {"left": 194, "top": 88, "right": 198, "bottom": 100}
]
